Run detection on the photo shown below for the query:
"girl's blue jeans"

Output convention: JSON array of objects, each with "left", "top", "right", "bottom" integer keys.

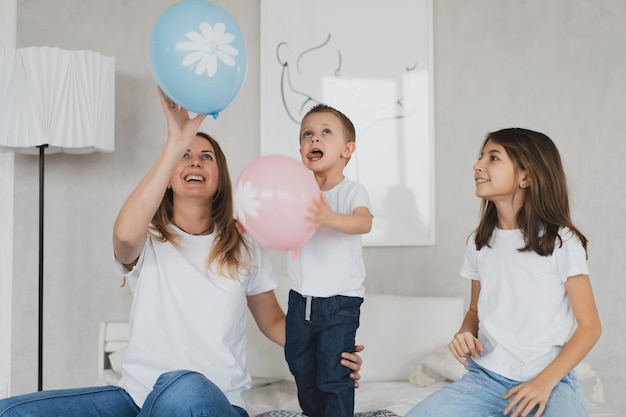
[
  {"left": 0, "top": 370, "right": 249, "bottom": 417},
  {"left": 405, "top": 358, "right": 588, "bottom": 417}
]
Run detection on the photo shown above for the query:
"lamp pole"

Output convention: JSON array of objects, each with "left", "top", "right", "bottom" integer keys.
[{"left": 37, "top": 144, "right": 47, "bottom": 391}]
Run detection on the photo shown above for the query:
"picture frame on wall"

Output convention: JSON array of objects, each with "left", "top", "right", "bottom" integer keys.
[{"left": 260, "top": 0, "right": 434, "bottom": 246}]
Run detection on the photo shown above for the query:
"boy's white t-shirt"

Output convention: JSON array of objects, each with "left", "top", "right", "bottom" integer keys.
[
  {"left": 114, "top": 229, "right": 277, "bottom": 409},
  {"left": 288, "top": 177, "right": 371, "bottom": 298},
  {"left": 460, "top": 227, "right": 588, "bottom": 381}
]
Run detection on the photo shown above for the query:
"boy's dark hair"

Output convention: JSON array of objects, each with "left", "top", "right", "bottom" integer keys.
[{"left": 304, "top": 104, "right": 356, "bottom": 143}]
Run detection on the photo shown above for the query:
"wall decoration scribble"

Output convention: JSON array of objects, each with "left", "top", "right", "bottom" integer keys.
[{"left": 261, "top": 0, "right": 434, "bottom": 246}]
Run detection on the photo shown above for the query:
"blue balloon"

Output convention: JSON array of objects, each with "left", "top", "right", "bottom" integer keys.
[{"left": 149, "top": 0, "right": 248, "bottom": 116}]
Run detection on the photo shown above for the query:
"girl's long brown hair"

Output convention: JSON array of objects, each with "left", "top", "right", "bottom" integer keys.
[
  {"left": 149, "top": 132, "right": 251, "bottom": 278},
  {"left": 474, "top": 128, "right": 587, "bottom": 257}
]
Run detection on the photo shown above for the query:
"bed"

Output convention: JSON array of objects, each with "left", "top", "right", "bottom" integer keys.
[{"left": 97, "top": 277, "right": 614, "bottom": 417}]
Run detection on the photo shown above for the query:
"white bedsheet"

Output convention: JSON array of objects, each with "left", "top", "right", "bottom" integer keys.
[
  {"left": 244, "top": 379, "right": 448, "bottom": 417},
  {"left": 243, "top": 378, "right": 618, "bottom": 417}
]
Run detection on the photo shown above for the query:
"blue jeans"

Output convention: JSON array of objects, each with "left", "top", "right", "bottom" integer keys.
[
  {"left": 285, "top": 290, "right": 362, "bottom": 417},
  {"left": 0, "top": 370, "right": 249, "bottom": 417},
  {"left": 405, "top": 359, "right": 588, "bottom": 417}
]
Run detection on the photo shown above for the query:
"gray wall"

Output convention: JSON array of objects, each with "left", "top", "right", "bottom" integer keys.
[
  {"left": 2, "top": 0, "right": 624, "bottom": 414},
  {"left": 0, "top": 0, "right": 16, "bottom": 399}
]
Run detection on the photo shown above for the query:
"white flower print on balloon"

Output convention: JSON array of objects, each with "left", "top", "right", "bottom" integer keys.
[
  {"left": 234, "top": 180, "right": 262, "bottom": 225},
  {"left": 177, "top": 22, "right": 239, "bottom": 77}
]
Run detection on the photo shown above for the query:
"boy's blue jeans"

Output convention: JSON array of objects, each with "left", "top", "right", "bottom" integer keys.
[
  {"left": 285, "top": 290, "right": 363, "bottom": 417},
  {"left": 404, "top": 358, "right": 588, "bottom": 417},
  {"left": 0, "top": 370, "right": 248, "bottom": 417}
]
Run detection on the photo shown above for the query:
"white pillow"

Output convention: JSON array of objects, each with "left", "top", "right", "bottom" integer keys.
[
  {"left": 420, "top": 345, "right": 467, "bottom": 382},
  {"left": 246, "top": 278, "right": 467, "bottom": 383},
  {"left": 357, "top": 295, "right": 465, "bottom": 382},
  {"left": 108, "top": 346, "right": 126, "bottom": 375},
  {"left": 575, "top": 361, "right": 604, "bottom": 404}
]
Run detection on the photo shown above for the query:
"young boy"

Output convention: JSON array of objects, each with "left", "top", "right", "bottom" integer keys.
[{"left": 285, "top": 104, "right": 373, "bottom": 417}]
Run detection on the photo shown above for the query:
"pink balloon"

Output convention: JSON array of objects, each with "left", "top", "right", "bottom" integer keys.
[{"left": 235, "top": 155, "right": 319, "bottom": 251}]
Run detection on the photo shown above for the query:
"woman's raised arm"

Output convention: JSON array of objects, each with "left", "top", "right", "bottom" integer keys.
[{"left": 113, "top": 87, "right": 206, "bottom": 266}]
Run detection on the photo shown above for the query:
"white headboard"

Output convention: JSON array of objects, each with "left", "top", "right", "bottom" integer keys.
[
  {"left": 99, "top": 277, "right": 466, "bottom": 384},
  {"left": 246, "top": 290, "right": 466, "bottom": 382},
  {"left": 98, "top": 321, "right": 128, "bottom": 379}
]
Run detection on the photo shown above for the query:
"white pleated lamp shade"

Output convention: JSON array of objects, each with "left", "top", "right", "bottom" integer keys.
[{"left": 0, "top": 46, "right": 115, "bottom": 154}]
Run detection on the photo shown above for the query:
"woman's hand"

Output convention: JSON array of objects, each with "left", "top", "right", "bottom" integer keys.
[
  {"left": 157, "top": 86, "right": 206, "bottom": 147},
  {"left": 235, "top": 219, "right": 247, "bottom": 235},
  {"left": 342, "top": 345, "right": 365, "bottom": 388}
]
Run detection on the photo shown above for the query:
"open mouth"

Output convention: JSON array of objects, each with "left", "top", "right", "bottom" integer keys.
[
  {"left": 184, "top": 174, "right": 205, "bottom": 183},
  {"left": 307, "top": 148, "right": 324, "bottom": 161}
]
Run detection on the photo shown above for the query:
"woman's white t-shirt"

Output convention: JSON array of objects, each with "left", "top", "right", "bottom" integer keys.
[
  {"left": 114, "top": 229, "right": 277, "bottom": 409},
  {"left": 460, "top": 227, "right": 588, "bottom": 381}
]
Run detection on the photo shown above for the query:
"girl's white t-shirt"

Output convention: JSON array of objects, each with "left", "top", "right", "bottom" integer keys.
[
  {"left": 114, "top": 229, "right": 277, "bottom": 409},
  {"left": 460, "top": 227, "right": 588, "bottom": 381}
]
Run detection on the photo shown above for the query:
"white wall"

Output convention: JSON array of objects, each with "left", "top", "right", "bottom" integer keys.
[
  {"left": 0, "top": 0, "right": 16, "bottom": 399},
  {"left": 8, "top": 0, "right": 625, "bottom": 414}
]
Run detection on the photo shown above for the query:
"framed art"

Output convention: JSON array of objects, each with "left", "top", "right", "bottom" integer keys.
[{"left": 260, "top": 0, "right": 434, "bottom": 246}]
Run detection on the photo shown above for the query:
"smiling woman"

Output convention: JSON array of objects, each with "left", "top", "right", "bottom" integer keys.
[{"left": 0, "top": 86, "right": 364, "bottom": 417}]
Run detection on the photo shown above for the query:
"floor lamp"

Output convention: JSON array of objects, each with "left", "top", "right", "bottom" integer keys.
[{"left": 0, "top": 46, "right": 115, "bottom": 391}]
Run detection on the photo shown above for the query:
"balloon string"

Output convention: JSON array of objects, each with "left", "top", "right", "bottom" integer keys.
[{"left": 292, "top": 249, "right": 299, "bottom": 259}]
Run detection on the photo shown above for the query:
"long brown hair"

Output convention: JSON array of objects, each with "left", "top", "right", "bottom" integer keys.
[
  {"left": 474, "top": 128, "right": 587, "bottom": 257},
  {"left": 150, "top": 132, "right": 251, "bottom": 278}
]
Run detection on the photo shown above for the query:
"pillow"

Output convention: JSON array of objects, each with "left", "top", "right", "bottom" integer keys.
[
  {"left": 408, "top": 363, "right": 436, "bottom": 387},
  {"left": 409, "top": 345, "right": 467, "bottom": 386},
  {"left": 357, "top": 295, "right": 465, "bottom": 382},
  {"left": 246, "top": 277, "right": 466, "bottom": 382},
  {"left": 575, "top": 361, "right": 604, "bottom": 404},
  {"left": 108, "top": 346, "right": 126, "bottom": 375},
  {"left": 421, "top": 345, "right": 467, "bottom": 382}
]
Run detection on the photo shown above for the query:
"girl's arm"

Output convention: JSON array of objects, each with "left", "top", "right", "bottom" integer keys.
[
  {"left": 307, "top": 193, "right": 372, "bottom": 234},
  {"left": 449, "top": 279, "right": 483, "bottom": 365},
  {"left": 247, "top": 290, "right": 364, "bottom": 385},
  {"left": 113, "top": 87, "right": 206, "bottom": 267},
  {"left": 502, "top": 274, "right": 602, "bottom": 417}
]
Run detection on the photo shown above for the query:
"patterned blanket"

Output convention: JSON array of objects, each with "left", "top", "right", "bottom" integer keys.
[{"left": 256, "top": 410, "right": 400, "bottom": 417}]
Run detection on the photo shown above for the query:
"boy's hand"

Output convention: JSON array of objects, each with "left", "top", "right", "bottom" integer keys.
[{"left": 306, "top": 192, "right": 336, "bottom": 229}]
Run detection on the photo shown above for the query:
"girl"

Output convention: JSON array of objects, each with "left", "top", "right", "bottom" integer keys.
[
  {"left": 0, "top": 88, "right": 363, "bottom": 417},
  {"left": 405, "top": 128, "right": 601, "bottom": 417}
]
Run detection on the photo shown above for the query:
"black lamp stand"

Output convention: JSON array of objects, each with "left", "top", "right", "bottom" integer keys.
[{"left": 37, "top": 144, "right": 47, "bottom": 392}]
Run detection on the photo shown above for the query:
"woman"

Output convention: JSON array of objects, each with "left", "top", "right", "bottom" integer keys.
[{"left": 0, "top": 88, "right": 363, "bottom": 417}]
